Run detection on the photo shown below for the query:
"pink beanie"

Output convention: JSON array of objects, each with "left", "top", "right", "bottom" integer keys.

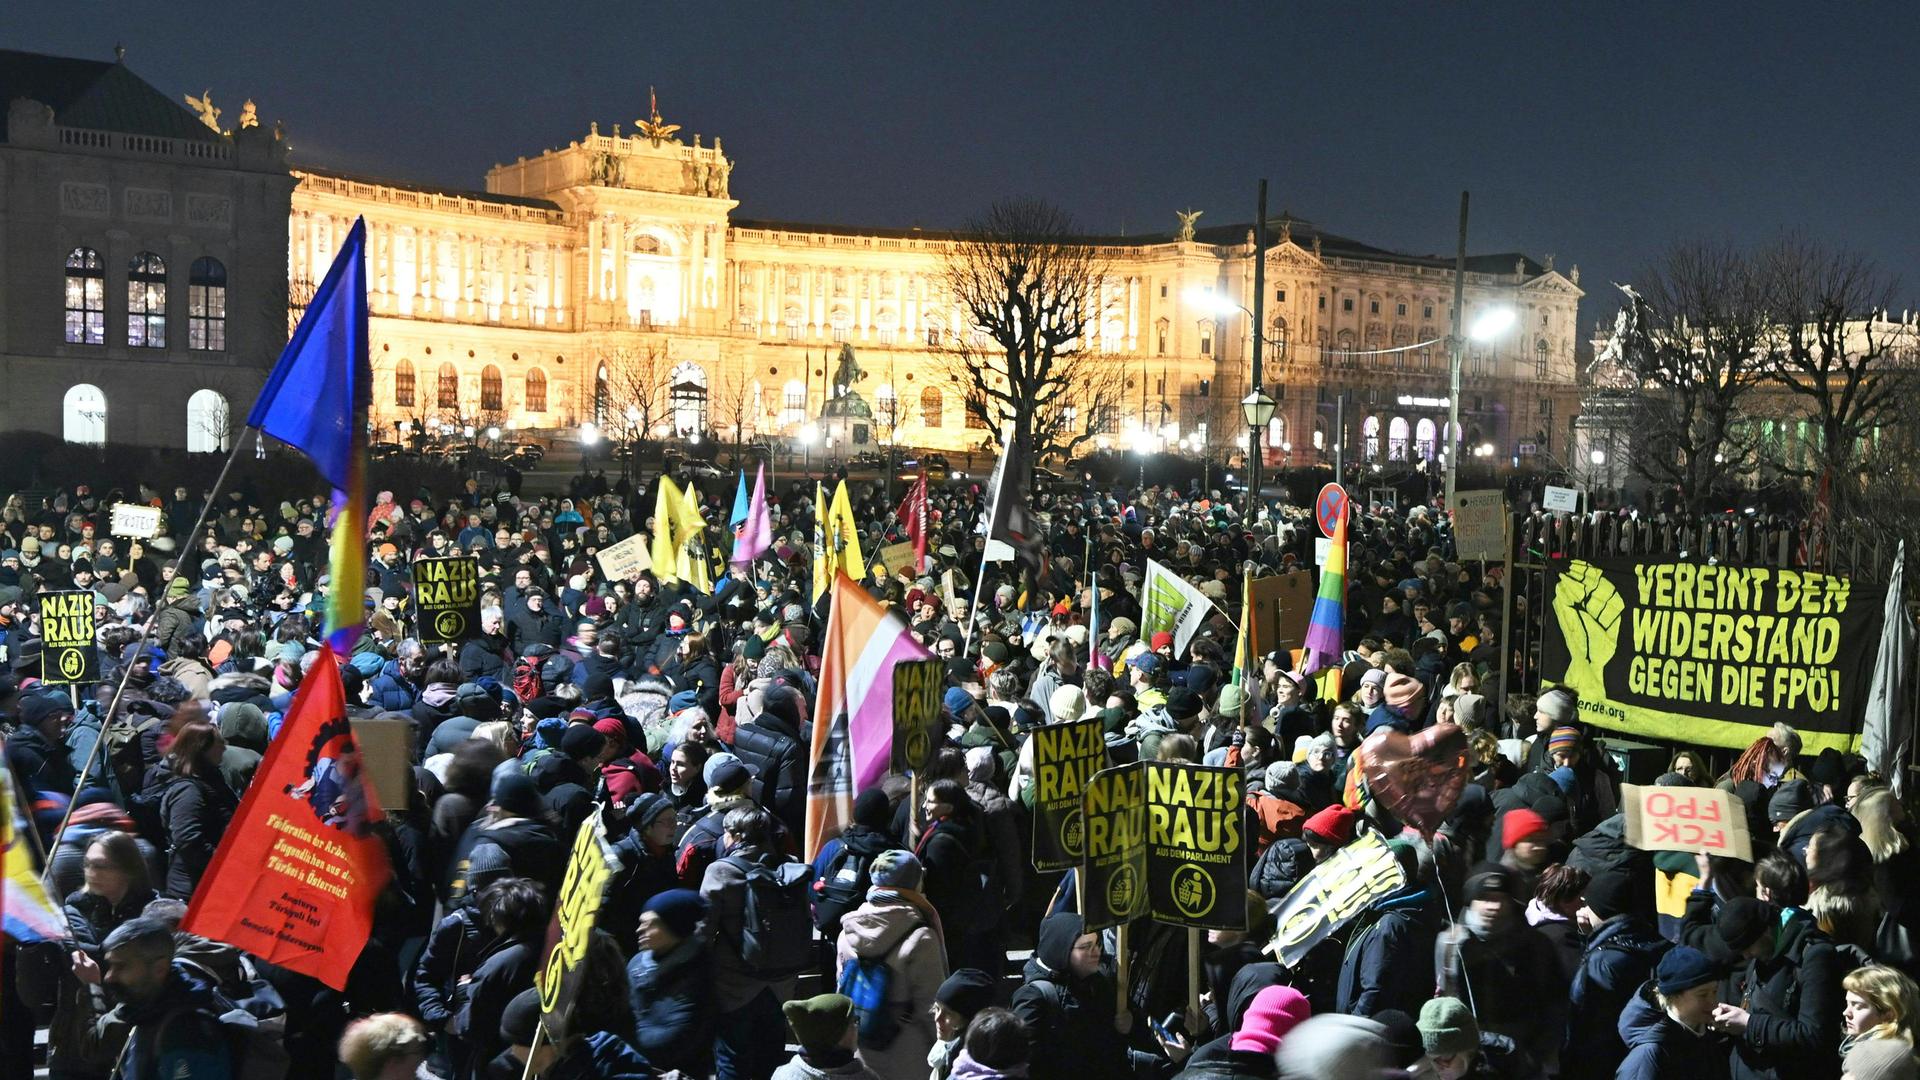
[{"left": 1230, "top": 985, "right": 1312, "bottom": 1055}]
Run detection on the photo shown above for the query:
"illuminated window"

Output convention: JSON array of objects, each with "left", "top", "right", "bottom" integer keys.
[
  {"left": 188, "top": 257, "right": 226, "bottom": 351},
  {"left": 127, "top": 252, "right": 167, "bottom": 348},
  {"left": 1388, "top": 417, "right": 1410, "bottom": 461},
  {"left": 437, "top": 362, "right": 460, "bottom": 410},
  {"left": 394, "top": 360, "right": 416, "bottom": 407},
  {"left": 64, "top": 247, "right": 105, "bottom": 344},
  {"left": 1362, "top": 416, "right": 1381, "bottom": 461},
  {"left": 1415, "top": 417, "right": 1438, "bottom": 460},
  {"left": 920, "top": 386, "right": 944, "bottom": 428},
  {"left": 481, "top": 365, "right": 503, "bottom": 411},
  {"left": 781, "top": 380, "right": 806, "bottom": 426},
  {"left": 64, "top": 383, "right": 107, "bottom": 444},
  {"left": 525, "top": 367, "right": 547, "bottom": 412},
  {"left": 187, "top": 389, "right": 230, "bottom": 453}
]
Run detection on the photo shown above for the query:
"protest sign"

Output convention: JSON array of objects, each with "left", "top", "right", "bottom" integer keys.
[
  {"left": 538, "top": 811, "right": 618, "bottom": 1040},
  {"left": 890, "top": 658, "right": 944, "bottom": 773},
  {"left": 1621, "top": 782, "right": 1753, "bottom": 862},
  {"left": 595, "top": 532, "right": 651, "bottom": 583},
  {"left": 1267, "top": 832, "right": 1405, "bottom": 966},
  {"left": 1144, "top": 762, "right": 1247, "bottom": 931},
  {"left": 39, "top": 590, "right": 98, "bottom": 685},
  {"left": 1143, "top": 559, "right": 1213, "bottom": 658},
  {"left": 1450, "top": 490, "right": 1507, "bottom": 562},
  {"left": 182, "top": 651, "right": 390, "bottom": 990},
  {"left": 1543, "top": 485, "right": 1580, "bottom": 513},
  {"left": 1248, "top": 571, "right": 1312, "bottom": 658},
  {"left": 1543, "top": 557, "right": 1887, "bottom": 752},
  {"left": 412, "top": 556, "right": 481, "bottom": 645},
  {"left": 1030, "top": 718, "right": 1105, "bottom": 871},
  {"left": 876, "top": 541, "right": 919, "bottom": 577},
  {"left": 349, "top": 715, "right": 414, "bottom": 812},
  {"left": 109, "top": 503, "right": 163, "bottom": 539},
  {"left": 1082, "top": 763, "right": 1147, "bottom": 931}
]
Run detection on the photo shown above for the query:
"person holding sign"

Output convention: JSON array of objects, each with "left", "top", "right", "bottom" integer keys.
[{"left": 1011, "top": 913, "right": 1148, "bottom": 1080}]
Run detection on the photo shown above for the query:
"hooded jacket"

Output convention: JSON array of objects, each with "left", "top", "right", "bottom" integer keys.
[
  {"left": 1562, "top": 914, "right": 1670, "bottom": 1079},
  {"left": 1616, "top": 981, "right": 1732, "bottom": 1080},
  {"left": 730, "top": 706, "right": 808, "bottom": 837},
  {"left": 836, "top": 898, "right": 947, "bottom": 1079},
  {"left": 625, "top": 934, "right": 715, "bottom": 1076},
  {"left": 118, "top": 962, "right": 259, "bottom": 1080},
  {"left": 1336, "top": 884, "right": 1440, "bottom": 1019},
  {"left": 1727, "top": 908, "right": 1842, "bottom": 1080},
  {"left": 1011, "top": 913, "right": 1128, "bottom": 1078}
]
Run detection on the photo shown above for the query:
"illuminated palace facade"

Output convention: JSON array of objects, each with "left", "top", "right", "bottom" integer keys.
[{"left": 3, "top": 49, "right": 1583, "bottom": 462}]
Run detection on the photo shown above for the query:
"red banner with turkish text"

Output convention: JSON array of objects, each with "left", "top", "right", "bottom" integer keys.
[{"left": 181, "top": 650, "right": 391, "bottom": 990}]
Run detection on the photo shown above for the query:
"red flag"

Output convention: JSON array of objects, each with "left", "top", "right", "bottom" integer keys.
[
  {"left": 896, "top": 470, "right": 929, "bottom": 573},
  {"left": 182, "top": 650, "right": 390, "bottom": 990}
]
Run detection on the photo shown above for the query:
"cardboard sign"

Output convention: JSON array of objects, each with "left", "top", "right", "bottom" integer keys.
[
  {"left": 39, "top": 590, "right": 98, "bottom": 685},
  {"left": 1267, "top": 832, "right": 1406, "bottom": 966},
  {"left": 595, "top": 533, "right": 651, "bottom": 583},
  {"left": 1451, "top": 490, "right": 1507, "bottom": 562},
  {"left": 538, "top": 812, "right": 618, "bottom": 1040},
  {"left": 1248, "top": 571, "right": 1312, "bottom": 659},
  {"left": 348, "top": 715, "right": 415, "bottom": 812},
  {"left": 1030, "top": 718, "right": 1105, "bottom": 871},
  {"left": 412, "top": 557, "right": 481, "bottom": 645},
  {"left": 890, "top": 659, "right": 944, "bottom": 773},
  {"left": 876, "top": 541, "right": 919, "bottom": 577},
  {"left": 109, "top": 503, "right": 163, "bottom": 539},
  {"left": 1144, "top": 762, "right": 1247, "bottom": 931},
  {"left": 1543, "top": 485, "right": 1581, "bottom": 513},
  {"left": 1622, "top": 783, "right": 1753, "bottom": 862},
  {"left": 1082, "top": 763, "right": 1148, "bottom": 931},
  {"left": 1543, "top": 558, "right": 1885, "bottom": 754}
]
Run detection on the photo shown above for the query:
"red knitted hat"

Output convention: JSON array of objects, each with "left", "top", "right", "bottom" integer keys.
[
  {"left": 1302, "top": 805, "right": 1357, "bottom": 847},
  {"left": 1502, "top": 808, "right": 1549, "bottom": 850}
]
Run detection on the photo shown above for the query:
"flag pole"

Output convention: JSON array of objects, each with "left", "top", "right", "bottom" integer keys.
[
  {"left": 963, "top": 435, "right": 1014, "bottom": 656},
  {"left": 44, "top": 425, "right": 258, "bottom": 878}
]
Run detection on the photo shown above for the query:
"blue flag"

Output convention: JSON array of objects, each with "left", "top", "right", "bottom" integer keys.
[
  {"left": 730, "top": 469, "right": 750, "bottom": 531},
  {"left": 249, "top": 218, "right": 369, "bottom": 492}
]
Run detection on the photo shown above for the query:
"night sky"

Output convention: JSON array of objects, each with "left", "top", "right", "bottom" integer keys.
[{"left": 15, "top": 1, "right": 1920, "bottom": 332}]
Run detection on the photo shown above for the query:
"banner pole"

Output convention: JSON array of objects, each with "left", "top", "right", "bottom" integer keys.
[
  {"left": 1115, "top": 922, "right": 1131, "bottom": 1026},
  {"left": 44, "top": 426, "right": 257, "bottom": 878},
  {"left": 519, "top": 1021, "right": 545, "bottom": 1080},
  {"left": 1186, "top": 925, "right": 1203, "bottom": 1033}
]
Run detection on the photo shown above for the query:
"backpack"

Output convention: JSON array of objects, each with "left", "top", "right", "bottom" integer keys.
[
  {"left": 512, "top": 654, "right": 543, "bottom": 702},
  {"left": 104, "top": 711, "right": 166, "bottom": 802},
  {"left": 838, "top": 954, "right": 903, "bottom": 1049},
  {"left": 811, "top": 841, "right": 879, "bottom": 935},
  {"left": 723, "top": 854, "right": 815, "bottom": 980}
]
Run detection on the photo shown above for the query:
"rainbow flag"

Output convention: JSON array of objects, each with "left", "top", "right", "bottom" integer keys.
[
  {"left": 1302, "top": 504, "right": 1347, "bottom": 674},
  {"left": 249, "top": 217, "right": 370, "bottom": 652},
  {"left": 1, "top": 746, "right": 67, "bottom": 943},
  {"left": 804, "top": 573, "right": 933, "bottom": 858}
]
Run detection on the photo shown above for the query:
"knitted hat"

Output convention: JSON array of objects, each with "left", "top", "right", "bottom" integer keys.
[
  {"left": 853, "top": 788, "right": 893, "bottom": 830},
  {"left": 1769, "top": 779, "right": 1815, "bottom": 823},
  {"left": 1108, "top": 617, "right": 1137, "bottom": 636},
  {"left": 1654, "top": 946, "right": 1717, "bottom": 995},
  {"left": 1452, "top": 692, "right": 1487, "bottom": 730},
  {"left": 1275, "top": 1014, "right": 1390, "bottom": 1080},
  {"left": 1303, "top": 805, "right": 1357, "bottom": 847},
  {"left": 782, "top": 993, "right": 854, "bottom": 1053},
  {"left": 1165, "top": 687, "right": 1202, "bottom": 720},
  {"left": 1372, "top": 1009, "right": 1425, "bottom": 1068},
  {"left": 1582, "top": 868, "right": 1636, "bottom": 921},
  {"left": 1536, "top": 688, "right": 1577, "bottom": 724},
  {"left": 1217, "top": 684, "right": 1247, "bottom": 717},
  {"left": 1501, "top": 808, "right": 1549, "bottom": 850},
  {"left": 1151, "top": 631, "right": 1175, "bottom": 651},
  {"left": 1465, "top": 869, "right": 1516, "bottom": 904},
  {"left": 489, "top": 772, "right": 543, "bottom": 818},
  {"left": 708, "top": 759, "right": 752, "bottom": 795},
  {"left": 1383, "top": 673, "right": 1426, "bottom": 715},
  {"left": 500, "top": 987, "right": 542, "bottom": 1046},
  {"left": 1843, "top": 1037, "right": 1920, "bottom": 1080},
  {"left": 1547, "top": 726, "right": 1581, "bottom": 754},
  {"left": 1716, "top": 897, "right": 1774, "bottom": 952},
  {"left": 869, "top": 849, "right": 924, "bottom": 890},
  {"left": 935, "top": 968, "right": 997, "bottom": 1020},
  {"left": 1230, "top": 985, "right": 1312, "bottom": 1055},
  {"left": 1049, "top": 685, "right": 1094, "bottom": 723},
  {"left": 641, "top": 889, "right": 708, "bottom": 940},
  {"left": 1548, "top": 766, "right": 1578, "bottom": 796},
  {"left": 742, "top": 634, "right": 767, "bottom": 661},
  {"left": 1359, "top": 668, "right": 1388, "bottom": 689},
  {"left": 625, "top": 792, "right": 675, "bottom": 831},
  {"left": 944, "top": 686, "right": 977, "bottom": 717},
  {"left": 560, "top": 724, "right": 606, "bottom": 760},
  {"left": 1417, "top": 996, "right": 1479, "bottom": 1057}
]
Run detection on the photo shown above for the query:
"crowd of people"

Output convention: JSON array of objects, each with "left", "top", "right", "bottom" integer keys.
[{"left": 1, "top": 465, "right": 1916, "bottom": 1080}]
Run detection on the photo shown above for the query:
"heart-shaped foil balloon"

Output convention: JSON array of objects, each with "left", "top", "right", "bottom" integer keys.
[{"left": 1357, "top": 722, "right": 1470, "bottom": 836}]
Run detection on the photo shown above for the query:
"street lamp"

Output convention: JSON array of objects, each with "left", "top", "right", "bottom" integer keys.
[
  {"left": 1444, "top": 300, "right": 1517, "bottom": 510},
  {"left": 1241, "top": 388, "right": 1276, "bottom": 505}
]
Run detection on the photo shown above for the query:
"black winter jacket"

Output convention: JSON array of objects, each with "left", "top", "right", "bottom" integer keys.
[
  {"left": 625, "top": 936, "right": 715, "bottom": 1075},
  {"left": 1562, "top": 915, "right": 1670, "bottom": 1079},
  {"left": 730, "top": 712, "right": 808, "bottom": 837}
]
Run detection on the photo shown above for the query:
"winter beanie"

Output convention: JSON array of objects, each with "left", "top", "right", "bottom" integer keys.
[
  {"left": 641, "top": 889, "right": 708, "bottom": 939},
  {"left": 1417, "top": 996, "right": 1479, "bottom": 1057},
  {"left": 1231, "top": 985, "right": 1312, "bottom": 1054}
]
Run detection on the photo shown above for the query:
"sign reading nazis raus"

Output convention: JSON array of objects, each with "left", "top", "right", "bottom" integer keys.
[
  {"left": 538, "top": 811, "right": 617, "bottom": 1040},
  {"left": 1544, "top": 557, "right": 1887, "bottom": 753},
  {"left": 1081, "top": 763, "right": 1147, "bottom": 931},
  {"left": 1144, "top": 761, "right": 1246, "bottom": 931},
  {"left": 1031, "top": 718, "right": 1105, "bottom": 871},
  {"left": 39, "top": 590, "right": 98, "bottom": 685},
  {"left": 413, "top": 557, "right": 481, "bottom": 645},
  {"left": 890, "top": 659, "right": 944, "bottom": 773}
]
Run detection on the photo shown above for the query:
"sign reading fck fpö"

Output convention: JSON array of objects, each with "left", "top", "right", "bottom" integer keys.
[{"left": 1622, "top": 783, "right": 1753, "bottom": 862}]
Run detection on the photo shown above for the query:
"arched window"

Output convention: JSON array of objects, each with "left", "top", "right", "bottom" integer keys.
[
  {"left": 437, "top": 362, "right": 460, "bottom": 410},
  {"left": 480, "top": 365, "right": 503, "bottom": 411},
  {"left": 64, "top": 384, "right": 106, "bottom": 445},
  {"left": 1388, "top": 417, "right": 1410, "bottom": 461},
  {"left": 1266, "top": 416, "right": 1286, "bottom": 450},
  {"left": 186, "top": 389, "right": 230, "bottom": 453},
  {"left": 394, "top": 360, "right": 416, "bottom": 407},
  {"left": 188, "top": 257, "right": 227, "bottom": 351},
  {"left": 1536, "top": 338, "right": 1550, "bottom": 377},
  {"left": 875, "top": 385, "right": 898, "bottom": 428},
  {"left": 829, "top": 307, "right": 852, "bottom": 343},
  {"left": 65, "top": 247, "right": 105, "bottom": 344},
  {"left": 1415, "top": 417, "right": 1438, "bottom": 461},
  {"left": 669, "top": 361, "right": 708, "bottom": 435},
  {"left": 781, "top": 380, "right": 807, "bottom": 427},
  {"left": 1362, "top": 416, "right": 1381, "bottom": 461},
  {"left": 525, "top": 367, "right": 548, "bottom": 413},
  {"left": 920, "top": 386, "right": 944, "bottom": 428},
  {"left": 1313, "top": 419, "right": 1328, "bottom": 452},
  {"left": 1198, "top": 319, "right": 1214, "bottom": 357},
  {"left": 127, "top": 252, "right": 167, "bottom": 348}
]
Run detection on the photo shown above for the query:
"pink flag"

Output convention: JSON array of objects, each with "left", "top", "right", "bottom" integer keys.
[{"left": 732, "top": 463, "right": 773, "bottom": 568}]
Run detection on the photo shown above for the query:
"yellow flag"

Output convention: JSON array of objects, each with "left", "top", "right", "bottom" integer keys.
[
  {"left": 828, "top": 480, "right": 865, "bottom": 580},
  {"left": 651, "top": 477, "right": 683, "bottom": 582},
  {"left": 676, "top": 481, "right": 711, "bottom": 591},
  {"left": 811, "top": 481, "right": 832, "bottom": 602}
]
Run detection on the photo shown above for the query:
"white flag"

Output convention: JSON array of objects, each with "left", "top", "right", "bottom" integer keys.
[
  {"left": 1142, "top": 558, "right": 1213, "bottom": 658},
  {"left": 1861, "top": 542, "right": 1913, "bottom": 798}
]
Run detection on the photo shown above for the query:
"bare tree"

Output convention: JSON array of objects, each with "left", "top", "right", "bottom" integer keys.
[
  {"left": 1601, "top": 241, "right": 1772, "bottom": 511},
  {"left": 940, "top": 198, "right": 1108, "bottom": 462},
  {"left": 1761, "top": 237, "right": 1916, "bottom": 512},
  {"left": 597, "top": 342, "right": 674, "bottom": 448},
  {"left": 708, "top": 363, "right": 756, "bottom": 455}
]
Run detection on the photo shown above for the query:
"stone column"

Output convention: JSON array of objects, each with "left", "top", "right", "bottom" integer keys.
[{"left": 586, "top": 217, "right": 602, "bottom": 301}]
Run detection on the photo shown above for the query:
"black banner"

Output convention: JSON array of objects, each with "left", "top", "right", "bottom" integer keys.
[
  {"left": 1543, "top": 557, "right": 1887, "bottom": 753},
  {"left": 413, "top": 557, "right": 481, "bottom": 645},
  {"left": 1031, "top": 718, "right": 1105, "bottom": 871},
  {"left": 1267, "top": 832, "right": 1404, "bottom": 966},
  {"left": 39, "top": 590, "right": 98, "bottom": 685},
  {"left": 1082, "top": 763, "right": 1147, "bottom": 931},
  {"left": 891, "top": 659, "right": 944, "bottom": 773},
  {"left": 1145, "top": 761, "right": 1247, "bottom": 931}
]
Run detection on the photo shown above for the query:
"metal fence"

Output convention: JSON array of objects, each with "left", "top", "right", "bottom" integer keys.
[{"left": 1502, "top": 510, "right": 1918, "bottom": 775}]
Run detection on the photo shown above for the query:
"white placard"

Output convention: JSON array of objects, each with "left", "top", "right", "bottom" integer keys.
[
  {"left": 1542, "top": 485, "right": 1581, "bottom": 513},
  {"left": 110, "top": 503, "right": 163, "bottom": 539},
  {"left": 1451, "top": 490, "right": 1507, "bottom": 562}
]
